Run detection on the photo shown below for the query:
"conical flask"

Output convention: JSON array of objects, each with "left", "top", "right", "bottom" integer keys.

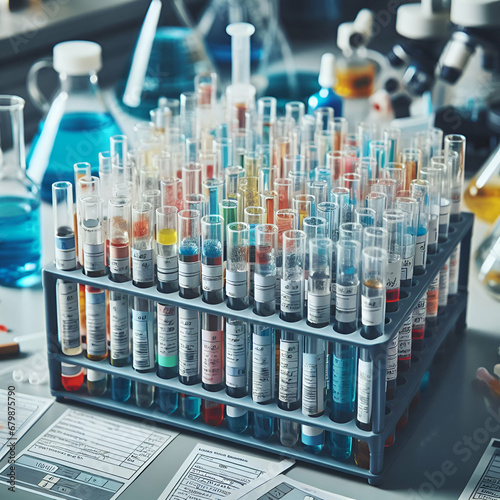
[
  {"left": 27, "top": 41, "right": 121, "bottom": 202},
  {"left": 118, "top": 0, "right": 213, "bottom": 119}
]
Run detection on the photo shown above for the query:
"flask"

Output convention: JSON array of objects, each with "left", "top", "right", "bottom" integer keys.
[
  {"left": 308, "top": 53, "right": 343, "bottom": 116},
  {"left": 27, "top": 41, "right": 121, "bottom": 202},
  {"left": 0, "top": 95, "right": 41, "bottom": 288}
]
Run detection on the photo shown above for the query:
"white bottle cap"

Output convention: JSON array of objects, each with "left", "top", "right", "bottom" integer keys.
[
  {"left": 53, "top": 41, "right": 102, "bottom": 76},
  {"left": 318, "top": 53, "right": 336, "bottom": 88}
]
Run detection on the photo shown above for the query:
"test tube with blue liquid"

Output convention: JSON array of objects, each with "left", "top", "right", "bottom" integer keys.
[
  {"left": 254, "top": 224, "right": 278, "bottom": 317},
  {"left": 178, "top": 209, "right": 201, "bottom": 299},
  {"left": 201, "top": 215, "right": 224, "bottom": 304}
]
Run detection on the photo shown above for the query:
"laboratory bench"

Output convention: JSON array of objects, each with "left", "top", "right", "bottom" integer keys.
[{"left": 0, "top": 197, "right": 499, "bottom": 500}]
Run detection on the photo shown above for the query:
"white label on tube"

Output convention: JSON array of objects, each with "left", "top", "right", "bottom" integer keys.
[
  {"left": 227, "top": 406, "right": 246, "bottom": 418},
  {"left": 226, "top": 269, "right": 247, "bottom": 298},
  {"left": 361, "top": 295, "right": 384, "bottom": 326},
  {"left": 387, "top": 258, "right": 401, "bottom": 292},
  {"left": 85, "top": 289, "right": 106, "bottom": 356},
  {"left": 254, "top": 274, "right": 276, "bottom": 303},
  {"left": 415, "top": 233, "right": 428, "bottom": 268},
  {"left": 401, "top": 253, "right": 414, "bottom": 282},
  {"left": 226, "top": 322, "right": 247, "bottom": 389},
  {"left": 57, "top": 281, "right": 80, "bottom": 350},
  {"left": 307, "top": 293, "right": 330, "bottom": 325},
  {"left": 202, "top": 329, "right": 223, "bottom": 385},
  {"left": 83, "top": 242, "right": 105, "bottom": 273},
  {"left": 157, "top": 305, "right": 177, "bottom": 359},
  {"left": 449, "top": 244, "right": 460, "bottom": 295},
  {"left": 335, "top": 283, "right": 358, "bottom": 323},
  {"left": 55, "top": 234, "right": 76, "bottom": 270},
  {"left": 428, "top": 215, "right": 439, "bottom": 246},
  {"left": 132, "top": 248, "right": 154, "bottom": 283},
  {"left": 439, "top": 259, "right": 450, "bottom": 306},
  {"left": 202, "top": 263, "right": 223, "bottom": 292},
  {"left": 440, "top": 200, "right": 450, "bottom": 228},
  {"left": 252, "top": 329, "right": 273, "bottom": 403},
  {"left": 301, "top": 425, "right": 323, "bottom": 437},
  {"left": 279, "top": 338, "right": 300, "bottom": 403},
  {"left": 281, "top": 280, "right": 303, "bottom": 314},
  {"left": 398, "top": 315, "right": 412, "bottom": 359},
  {"left": 110, "top": 294, "right": 129, "bottom": 360},
  {"left": 178, "top": 308, "right": 199, "bottom": 378},
  {"left": 109, "top": 244, "right": 129, "bottom": 277},
  {"left": 357, "top": 358, "right": 373, "bottom": 425},
  {"left": 386, "top": 334, "right": 398, "bottom": 383},
  {"left": 132, "top": 309, "right": 154, "bottom": 371},
  {"left": 275, "top": 275, "right": 281, "bottom": 307},
  {"left": 412, "top": 296, "right": 427, "bottom": 329},
  {"left": 87, "top": 369, "right": 106, "bottom": 382},
  {"left": 302, "top": 352, "right": 325, "bottom": 416},
  {"left": 179, "top": 260, "right": 200, "bottom": 289},
  {"left": 157, "top": 255, "right": 178, "bottom": 283}
]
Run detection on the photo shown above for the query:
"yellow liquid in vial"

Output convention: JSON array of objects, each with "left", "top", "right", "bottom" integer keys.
[
  {"left": 157, "top": 228, "right": 177, "bottom": 245},
  {"left": 334, "top": 63, "right": 375, "bottom": 99},
  {"left": 464, "top": 181, "right": 500, "bottom": 224}
]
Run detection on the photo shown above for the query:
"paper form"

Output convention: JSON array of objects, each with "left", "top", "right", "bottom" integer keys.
[
  {"left": 460, "top": 439, "right": 500, "bottom": 500},
  {"left": 0, "top": 408, "right": 177, "bottom": 500},
  {"left": 0, "top": 390, "right": 53, "bottom": 461},
  {"left": 159, "top": 443, "right": 295, "bottom": 500},
  {"left": 234, "top": 474, "right": 354, "bottom": 500}
]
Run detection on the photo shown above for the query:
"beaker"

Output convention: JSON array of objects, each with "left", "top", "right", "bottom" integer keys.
[
  {"left": 117, "top": 0, "right": 213, "bottom": 119},
  {"left": 27, "top": 41, "right": 121, "bottom": 202},
  {"left": 464, "top": 143, "right": 500, "bottom": 224},
  {"left": 0, "top": 96, "right": 41, "bottom": 288}
]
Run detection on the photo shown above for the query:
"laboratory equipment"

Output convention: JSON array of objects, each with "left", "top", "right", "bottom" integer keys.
[
  {"left": 0, "top": 95, "right": 41, "bottom": 288},
  {"left": 308, "top": 53, "right": 343, "bottom": 116},
  {"left": 27, "top": 41, "right": 121, "bottom": 201}
]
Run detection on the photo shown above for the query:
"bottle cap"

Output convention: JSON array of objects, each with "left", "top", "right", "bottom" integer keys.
[
  {"left": 53, "top": 41, "right": 102, "bottom": 76},
  {"left": 318, "top": 53, "right": 336, "bottom": 88}
]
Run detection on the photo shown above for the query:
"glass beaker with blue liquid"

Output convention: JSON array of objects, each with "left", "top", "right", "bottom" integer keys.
[
  {"left": 0, "top": 96, "right": 41, "bottom": 288},
  {"left": 27, "top": 41, "right": 121, "bottom": 202}
]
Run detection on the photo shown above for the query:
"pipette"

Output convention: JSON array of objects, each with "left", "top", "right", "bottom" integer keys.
[{"left": 226, "top": 23, "right": 256, "bottom": 130}]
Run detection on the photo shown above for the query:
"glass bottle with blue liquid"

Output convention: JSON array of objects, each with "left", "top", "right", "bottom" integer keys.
[
  {"left": 27, "top": 41, "right": 121, "bottom": 202},
  {"left": 308, "top": 53, "right": 343, "bottom": 117},
  {"left": 0, "top": 95, "right": 41, "bottom": 288}
]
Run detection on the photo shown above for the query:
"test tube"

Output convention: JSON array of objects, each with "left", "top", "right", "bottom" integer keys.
[
  {"left": 398, "top": 314, "right": 413, "bottom": 372},
  {"left": 80, "top": 195, "right": 105, "bottom": 277},
  {"left": 328, "top": 151, "right": 346, "bottom": 188},
  {"left": 225, "top": 318, "right": 249, "bottom": 433},
  {"left": 395, "top": 197, "right": 418, "bottom": 287},
  {"left": 179, "top": 306, "right": 201, "bottom": 419},
  {"left": 301, "top": 335, "right": 327, "bottom": 453},
  {"left": 426, "top": 273, "right": 440, "bottom": 326},
  {"left": 226, "top": 222, "right": 250, "bottom": 310},
  {"left": 401, "top": 148, "right": 421, "bottom": 191},
  {"left": 335, "top": 240, "right": 361, "bottom": 334},
  {"left": 244, "top": 206, "right": 266, "bottom": 299},
  {"left": 132, "top": 297, "right": 155, "bottom": 407},
  {"left": 292, "top": 194, "right": 314, "bottom": 229},
  {"left": 366, "top": 192, "right": 387, "bottom": 227},
  {"left": 216, "top": 137, "right": 233, "bottom": 173},
  {"left": 355, "top": 208, "right": 376, "bottom": 229},
  {"left": 332, "top": 117, "right": 347, "bottom": 151},
  {"left": 85, "top": 284, "right": 107, "bottom": 361},
  {"left": 281, "top": 230, "right": 306, "bottom": 323},
  {"left": 161, "top": 177, "right": 183, "bottom": 212},
  {"left": 358, "top": 156, "right": 377, "bottom": 200},
  {"left": 308, "top": 238, "right": 332, "bottom": 328},
  {"left": 156, "top": 207, "right": 178, "bottom": 293},
  {"left": 108, "top": 196, "right": 131, "bottom": 283},
  {"left": 430, "top": 155, "right": 452, "bottom": 242},
  {"left": 260, "top": 190, "right": 278, "bottom": 224},
  {"left": 182, "top": 162, "right": 202, "bottom": 196},
  {"left": 383, "top": 210, "right": 404, "bottom": 313},
  {"left": 257, "top": 96, "right": 277, "bottom": 145},
  {"left": 358, "top": 122, "right": 378, "bottom": 157},
  {"left": 410, "top": 178, "right": 431, "bottom": 272},
  {"left": 383, "top": 127, "right": 401, "bottom": 163},
  {"left": 373, "top": 178, "right": 397, "bottom": 210},
  {"left": 203, "top": 177, "right": 224, "bottom": 216},
  {"left": 252, "top": 324, "right": 276, "bottom": 440},
  {"left": 369, "top": 140, "right": 386, "bottom": 173},
  {"left": 331, "top": 187, "right": 350, "bottom": 225},
  {"left": 317, "top": 202, "right": 339, "bottom": 242},
  {"left": 343, "top": 173, "right": 361, "bottom": 220},
  {"left": 201, "top": 313, "right": 225, "bottom": 426},
  {"left": 131, "top": 202, "right": 154, "bottom": 288},
  {"left": 412, "top": 291, "right": 427, "bottom": 352},
  {"left": 339, "top": 222, "right": 363, "bottom": 245},
  {"left": 254, "top": 224, "right": 278, "bottom": 316},
  {"left": 384, "top": 162, "right": 406, "bottom": 194},
  {"left": 157, "top": 302, "right": 178, "bottom": 382},
  {"left": 363, "top": 227, "right": 388, "bottom": 252},
  {"left": 201, "top": 215, "right": 224, "bottom": 304},
  {"left": 109, "top": 290, "right": 131, "bottom": 402},
  {"left": 53, "top": 181, "right": 77, "bottom": 271},
  {"left": 180, "top": 91, "right": 197, "bottom": 139},
  {"left": 184, "top": 193, "right": 206, "bottom": 217},
  {"left": 274, "top": 178, "right": 292, "bottom": 210},
  {"left": 444, "top": 134, "right": 465, "bottom": 222},
  {"left": 178, "top": 209, "right": 201, "bottom": 299}
]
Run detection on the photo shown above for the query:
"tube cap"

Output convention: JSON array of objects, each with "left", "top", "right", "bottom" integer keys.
[
  {"left": 318, "top": 53, "right": 336, "bottom": 88},
  {"left": 53, "top": 41, "right": 102, "bottom": 76}
]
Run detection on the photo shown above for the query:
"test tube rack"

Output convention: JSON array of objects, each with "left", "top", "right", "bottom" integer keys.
[{"left": 43, "top": 212, "right": 473, "bottom": 485}]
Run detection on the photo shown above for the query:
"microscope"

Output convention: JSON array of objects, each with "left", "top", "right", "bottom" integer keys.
[{"left": 435, "top": 0, "right": 500, "bottom": 171}]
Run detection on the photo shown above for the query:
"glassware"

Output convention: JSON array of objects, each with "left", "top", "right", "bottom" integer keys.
[
  {"left": 27, "top": 41, "right": 121, "bottom": 201},
  {"left": 0, "top": 96, "right": 41, "bottom": 288}
]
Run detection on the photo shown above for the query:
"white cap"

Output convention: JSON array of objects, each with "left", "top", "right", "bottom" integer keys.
[
  {"left": 353, "top": 9, "right": 373, "bottom": 43},
  {"left": 337, "top": 22, "right": 354, "bottom": 53},
  {"left": 396, "top": 4, "right": 449, "bottom": 39},
  {"left": 318, "top": 53, "right": 336, "bottom": 88},
  {"left": 53, "top": 41, "right": 102, "bottom": 76}
]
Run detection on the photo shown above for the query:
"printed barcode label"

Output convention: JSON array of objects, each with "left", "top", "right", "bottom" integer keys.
[
  {"left": 252, "top": 329, "right": 273, "bottom": 403},
  {"left": 302, "top": 352, "right": 325, "bottom": 416},
  {"left": 85, "top": 289, "right": 106, "bottom": 356},
  {"left": 158, "top": 305, "right": 177, "bottom": 364},
  {"left": 387, "top": 258, "right": 401, "bottom": 291},
  {"left": 226, "top": 322, "right": 247, "bottom": 389},
  {"left": 386, "top": 334, "right": 398, "bottom": 382},
  {"left": 202, "top": 329, "right": 223, "bottom": 385},
  {"left": 132, "top": 248, "right": 154, "bottom": 283},
  {"left": 55, "top": 235, "right": 76, "bottom": 270},
  {"left": 83, "top": 242, "right": 105, "bottom": 273},
  {"left": 132, "top": 309, "right": 154, "bottom": 370},
  {"left": 178, "top": 308, "right": 199, "bottom": 377},
  {"left": 357, "top": 357, "right": 373, "bottom": 425},
  {"left": 438, "top": 260, "right": 450, "bottom": 306},
  {"left": 332, "top": 354, "right": 354, "bottom": 404},
  {"left": 415, "top": 232, "right": 428, "bottom": 268},
  {"left": 226, "top": 269, "right": 247, "bottom": 298},
  {"left": 428, "top": 215, "right": 439, "bottom": 246},
  {"left": 254, "top": 274, "right": 276, "bottom": 303},
  {"left": 57, "top": 281, "right": 80, "bottom": 350},
  {"left": 110, "top": 294, "right": 129, "bottom": 360},
  {"left": 307, "top": 293, "right": 330, "bottom": 325},
  {"left": 281, "top": 280, "right": 303, "bottom": 314},
  {"left": 448, "top": 244, "right": 460, "bottom": 295},
  {"left": 157, "top": 254, "right": 178, "bottom": 283},
  {"left": 398, "top": 315, "right": 412, "bottom": 359},
  {"left": 362, "top": 295, "right": 384, "bottom": 326},
  {"left": 401, "top": 253, "right": 414, "bottom": 281},
  {"left": 335, "top": 283, "right": 358, "bottom": 323},
  {"left": 279, "top": 338, "right": 300, "bottom": 403},
  {"left": 202, "top": 263, "right": 223, "bottom": 292}
]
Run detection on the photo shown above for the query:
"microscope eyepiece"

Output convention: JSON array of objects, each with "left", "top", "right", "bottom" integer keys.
[{"left": 437, "top": 31, "right": 475, "bottom": 84}]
